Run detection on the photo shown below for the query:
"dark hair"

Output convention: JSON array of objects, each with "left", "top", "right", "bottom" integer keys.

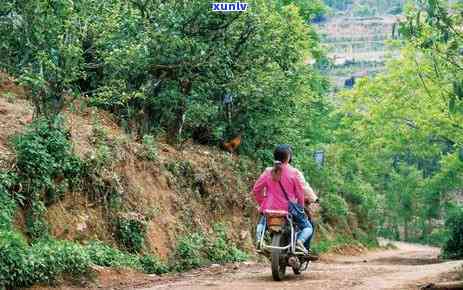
[{"left": 272, "top": 144, "right": 292, "bottom": 181}]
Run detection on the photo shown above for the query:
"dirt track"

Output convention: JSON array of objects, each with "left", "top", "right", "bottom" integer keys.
[{"left": 140, "top": 240, "right": 462, "bottom": 290}]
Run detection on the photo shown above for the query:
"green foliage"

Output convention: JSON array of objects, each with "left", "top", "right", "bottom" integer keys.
[
  {"left": 320, "top": 193, "right": 349, "bottom": 222},
  {"left": 85, "top": 241, "right": 168, "bottom": 274},
  {"left": 84, "top": 240, "right": 141, "bottom": 268},
  {"left": 0, "top": 232, "right": 92, "bottom": 289},
  {"left": 0, "top": 179, "right": 16, "bottom": 231},
  {"left": 27, "top": 239, "right": 91, "bottom": 284},
  {"left": 140, "top": 135, "right": 158, "bottom": 161},
  {"left": 206, "top": 224, "right": 248, "bottom": 264},
  {"left": 13, "top": 116, "right": 82, "bottom": 206},
  {"left": 173, "top": 232, "right": 206, "bottom": 271},
  {"left": 139, "top": 255, "right": 169, "bottom": 275},
  {"left": 12, "top": 116, "right": 82, "bottom": 240},
  {"left": 115, "top": 216, "right": 147, "bottom": 253},
  {"left": 2, "top": 0, "right": 329, "bottom": 150},
  {"left": 173, "top": 224, "right": 248, "bottom": 271},
  {"left": 0, "top": 230, "right": 31, "bottom": 288},
  {"left": 0, "top": 0, "right": 85, "bottom": 116},
  {"left": 311, "top": 234, "right": 363, "bottom": 254},
  {"left": 443, "top": 206, "right": 463, "bottom": 259},
  {"left": 0, "top": 234, "right": 168, "bottom": 289},
  {"left": 25, "top": 200, "right": 49, "bottom": 240}
]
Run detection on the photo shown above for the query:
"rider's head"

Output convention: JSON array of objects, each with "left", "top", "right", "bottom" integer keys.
[
  {"left": 272, "top": 144, "right": 292, "bottom": 181},
  {"left": 274, "top": 144, "right": 292, "bottom": 164}
]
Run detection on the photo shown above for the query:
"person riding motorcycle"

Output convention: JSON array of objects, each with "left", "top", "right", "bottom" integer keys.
[{"left": 252, "top": 144, "right": 318, "bottom": 253}]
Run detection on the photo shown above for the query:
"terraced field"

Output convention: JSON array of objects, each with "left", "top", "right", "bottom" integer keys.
[{"left": 317, "top": 15, "right": 402, "bottom": 88}]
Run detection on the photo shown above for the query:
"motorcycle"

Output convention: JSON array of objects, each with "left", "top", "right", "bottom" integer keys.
[{"left": 257, "top": 211, "right": 313, "bottom": 281}]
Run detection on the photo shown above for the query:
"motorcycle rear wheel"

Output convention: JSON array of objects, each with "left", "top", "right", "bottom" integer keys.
[{"left": 271, "top": 233, "right": 287, "bottom": 281}]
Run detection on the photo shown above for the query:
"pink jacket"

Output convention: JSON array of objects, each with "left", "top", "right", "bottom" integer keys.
[{"left": 252, "top": 164, "right": 317, "bottom": 214}]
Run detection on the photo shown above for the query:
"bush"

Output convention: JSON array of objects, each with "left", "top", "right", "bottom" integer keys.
[
  {"left": 140, "top": 135, "right": 158, "bottom": 161},
  {"left": 12, "top": 116, "right": 83, "bottom": 240},
  {"left": 443, "top": 206, "right": 463, "bottom": 259},
  {"left": 0, "top": 232, "right": 92, "bottom": 288},
  {"left": 25, "top": 200, "right": 49, "bottom": 240},
  {"left": 84, "top": 241, "right": 167, "bottom": 274},
  {"left": 206, "top": 224, "right": 248, "bottom": 263},
  {"left": 84, "top": 240, "right": 141, "bottom": 269},
  {"left": 1, "top": 233, "right": 170, "bottom": 289},
  {"left": 173, "top": 232, "right": 206, "bottom": 271},
  {"left": 139, "top": 255, "right": 169, "bottom": 275},
  {"left": 115, "top": 215, "right": 147, "bottom": 253},
  {"left": 13, "top": 116, "right": 82, "bottom": 205},
  {"left": 172, "top": 224, "right": 248, "bottom": 271},
  {"left": 320, "top": 193, "right": 349, "bottom": 222},
  {"left": 27, "top": 239, "right": 91, "bottom": 284},
  {"left": 0, "top": 183, "right": 16, "bottom": 230},
  {"left": 0, "top": 230, "right": 31, "bottom": 288},
  {"left": 422, "top": 227, "right": 448, "bottom": 246}
]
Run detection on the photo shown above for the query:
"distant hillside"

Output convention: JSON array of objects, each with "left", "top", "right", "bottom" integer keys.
[
  {"left": 317, "top": 15, "right": 402, "bottom": 88},
  {"left": 324, "top": 0, "right": 405, "bottom": 16}
]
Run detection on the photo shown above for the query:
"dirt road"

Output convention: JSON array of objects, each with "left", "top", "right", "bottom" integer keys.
[{"left": 139, "top": 241, "right": 462, "bottom": 290}]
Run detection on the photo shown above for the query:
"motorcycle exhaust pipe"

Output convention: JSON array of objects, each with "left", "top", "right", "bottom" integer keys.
[{"left": 288, "top": 256, "right": 300, "bottom": 269}]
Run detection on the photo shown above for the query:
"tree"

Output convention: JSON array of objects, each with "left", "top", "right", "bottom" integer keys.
[{"left": 0, "top": 0, "right": 85, "bottom": 117}]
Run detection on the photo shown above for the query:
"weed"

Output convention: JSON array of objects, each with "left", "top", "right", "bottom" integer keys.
[
  {"left": 0, "top": 180, "right": 16, "bottom": 230},
  {"left": 25, "top": 200, "right": 49, "bottom": 240},
  {"left": 0, "top": 230, "right": 31, "bottom": 288},
  {"left": 139, "top": 255, "right": 169, "bottom": 274},
  {"left": 12, "top": 116, "right": 83, "bottom": 239},
  {"left": 140, "top": 135, "right": 158, "bottom": 161},
  {"left": 84, "top": 240, "right": 141, "bottom": 268},
  {"left": 2, "top": 91, "right": 16, "bottom": 103},
  {"left": 207, "top": 224, "right": 248, "bottom": 263},
  {"left": 172, "top": 232, "right": 206, "bottom": 271},
  {"left": 84, "top": 241, "right": 167, "bottom": 274},
  {"left": 172, "top": 224, "right": 248, "bottom": 271},
  {"left": 443, "top": 205, "right": 463, "bottom": 259},
  {"left": 0, "top": 232, "right": 93, "bottom": 289},
  {"left": 28, "top": 239, "right": 91, "bottom": 284},
  {"left": 115, "top": 215, "right": 147, "bottom": 253}
]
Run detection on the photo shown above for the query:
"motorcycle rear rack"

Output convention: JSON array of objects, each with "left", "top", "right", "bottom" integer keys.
[{"left": 258, "top": 216, "right": 307, "bottom": 256}]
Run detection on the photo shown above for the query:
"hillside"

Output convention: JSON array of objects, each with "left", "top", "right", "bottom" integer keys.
[
  {"left": 0, "top": 73, "right": 376, "bottom": 288},
  {"left": 0, "top": 74, "right": 256, "bottom": 253}
]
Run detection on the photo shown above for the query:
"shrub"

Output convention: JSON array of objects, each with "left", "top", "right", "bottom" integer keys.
[
  {"left": 27, "top": 239, "right": 91, "bottom": 284},
  {"left": 13, "top": 116, "right": 81, "bottom": 204},
  {"left": 173, "top": 232, "right": 206, "bottom": 271},
  {"left": 1, "top": 233, "right": 169, "bottom": 288},
  {"left": 172, "top": 225, "right": 248, "bottom": 271},
  {"left": 423, "top": 227, "right": 449, "bottom": 246},
  {"left": 84, "top": 240, "right": 141, "bottom": 269},
  {"left": 12, "top": 116, "right": 83, "bottom": 240},
  {"left": 84, "top": 241, "right": 167, "bottom": 274},
  {"left": 320, "top": 193, "right": 349, "bottom": 222},
  {"left": 139, "top": 255, "right": 169, "bottom": 275},
  {"left": 140, "top": 135, "right": 158, "bottom": 161},
  {"left": 115, "top": 215, "right": 147, "bottom": 253},
  {"left": 25, "top": 200, "right": 49, "bottom": 240},
  {"left": 206, "top": 224, "right": 248, "bottom": 263},
  {"left": 443, "top": 206, "right": 463, "bottom": 259},
  {"left": 0, "top": 230, "right": 31, "bottom": 288},
  {"left": 0, "top": 183, "right": 16, "bottom": 230}
]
